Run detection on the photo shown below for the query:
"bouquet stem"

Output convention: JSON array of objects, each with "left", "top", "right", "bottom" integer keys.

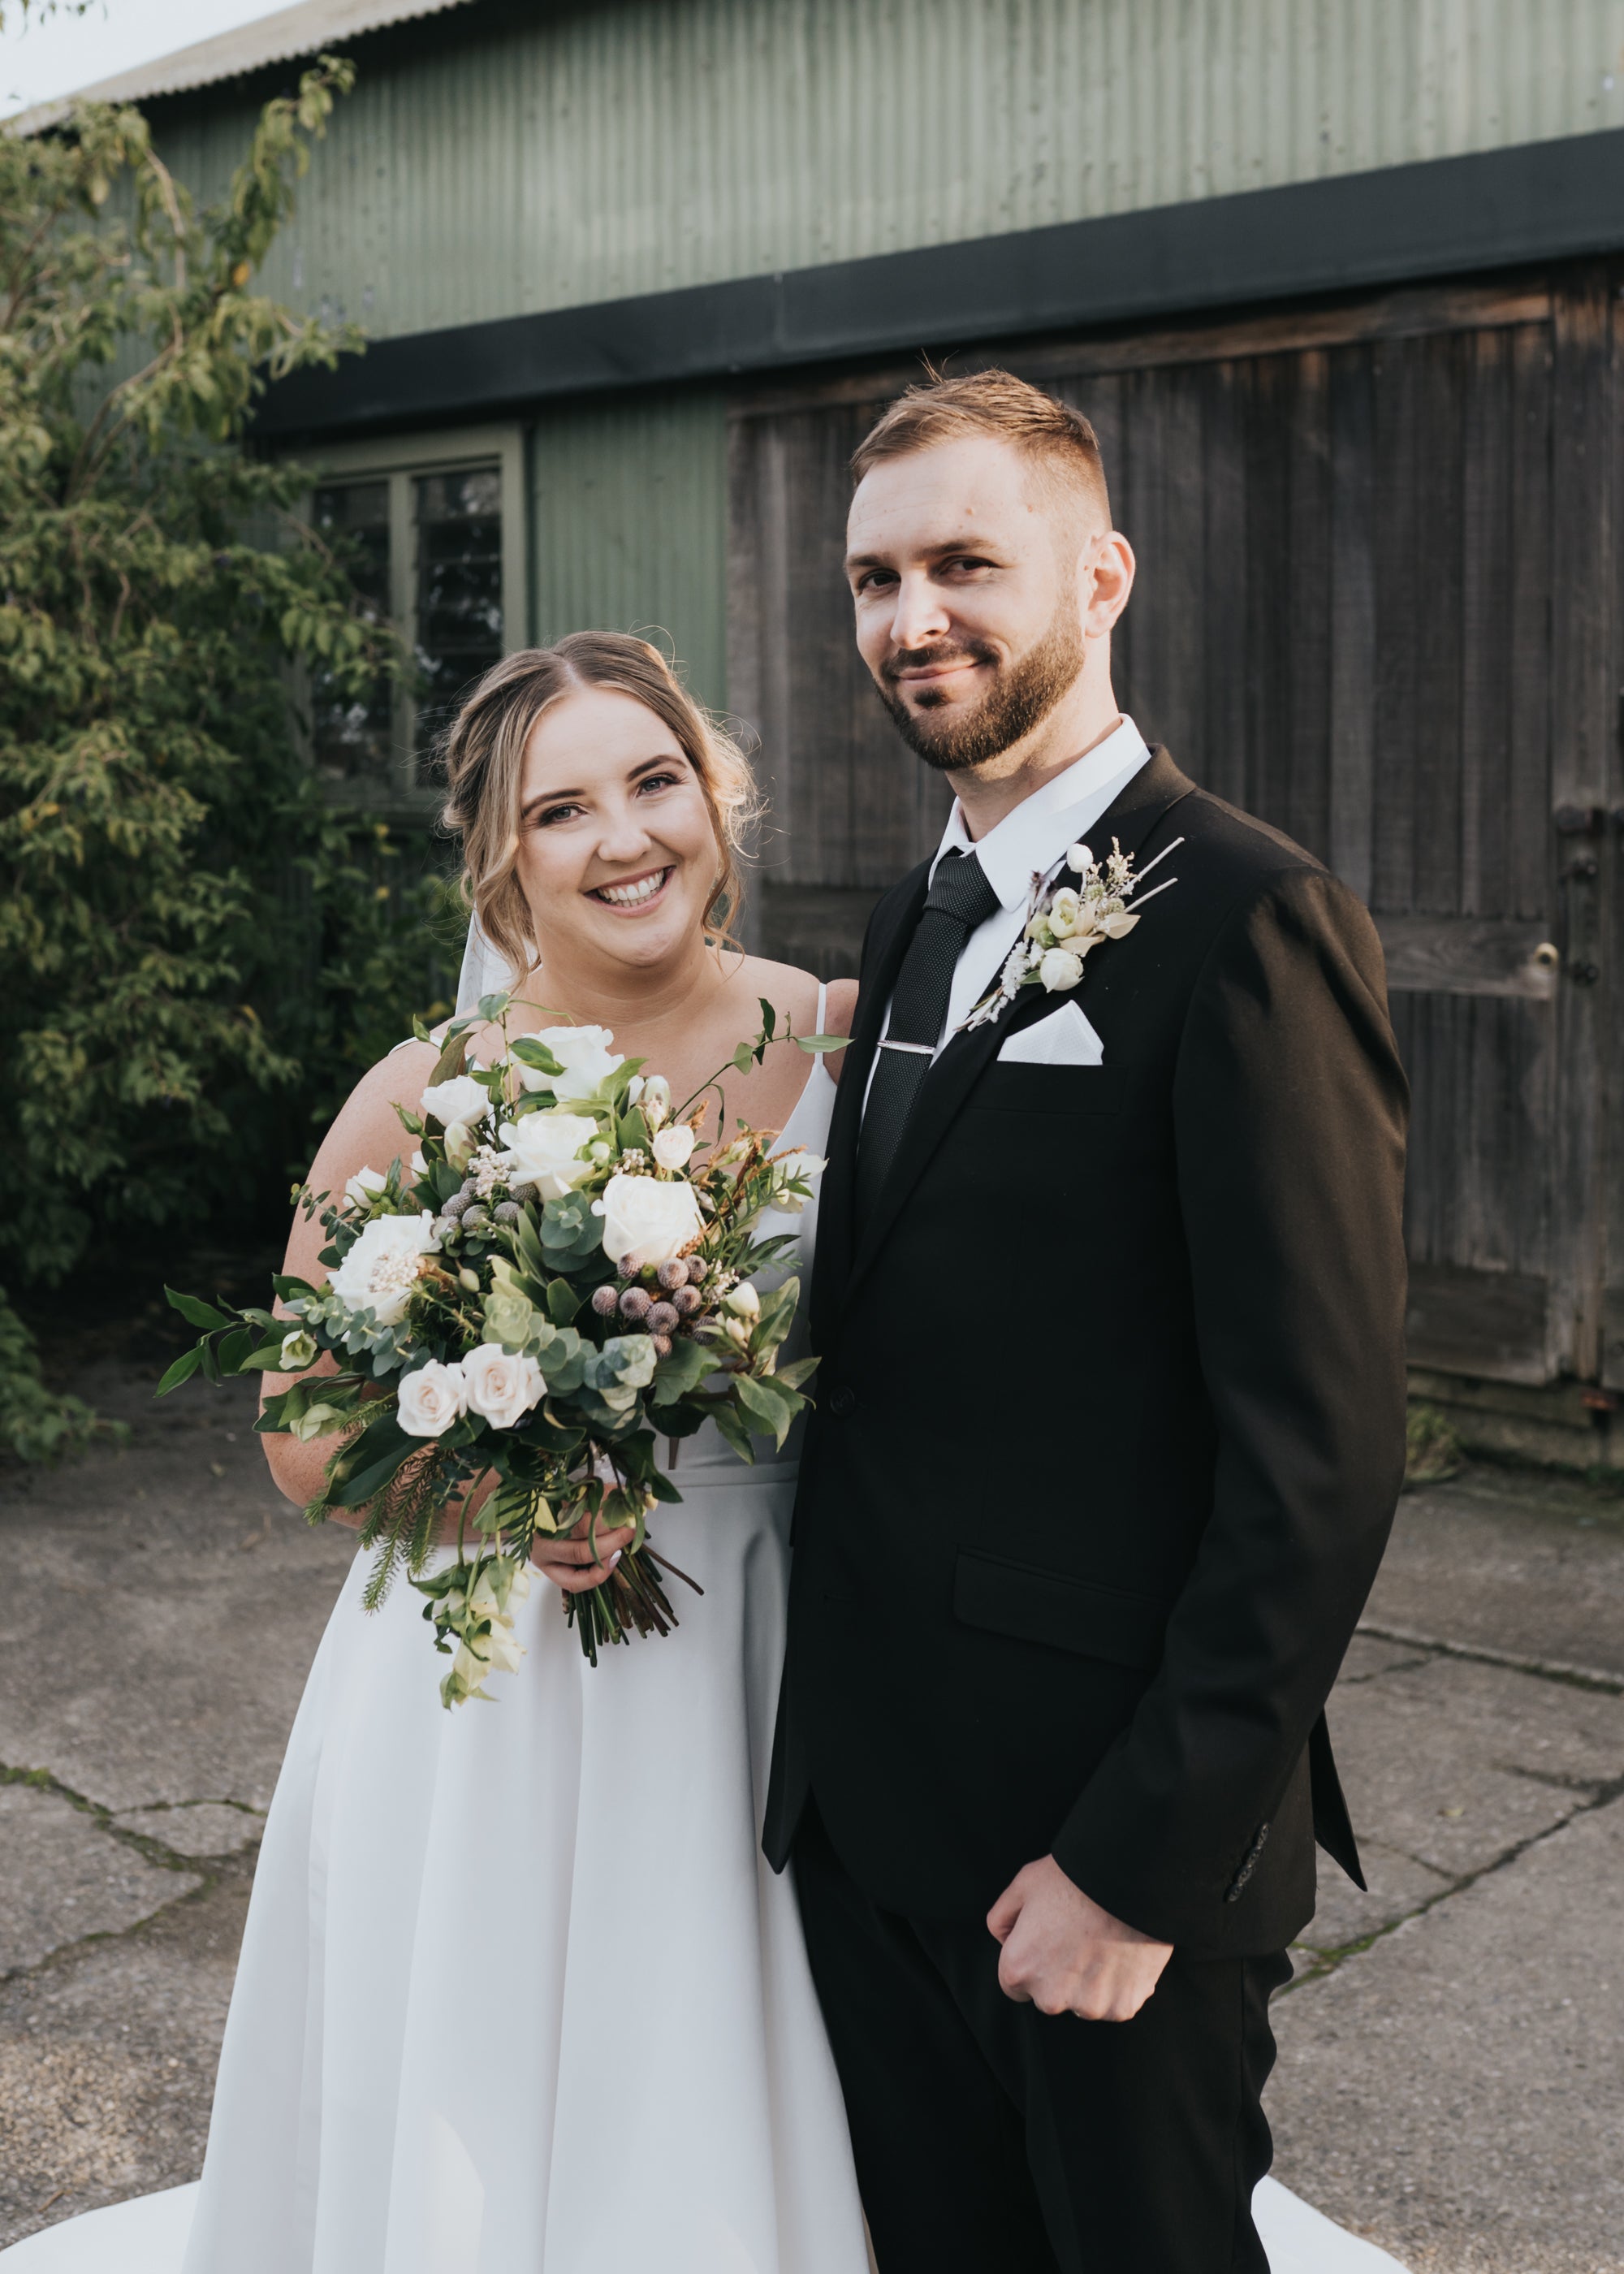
[{"left": 562, "top": 1535, "right": 703, "bottom": 1666}]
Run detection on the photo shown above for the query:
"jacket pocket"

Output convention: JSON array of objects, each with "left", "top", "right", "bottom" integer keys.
[
  {"left": 953, "top": 1549, "right": 1168, "bottom": 1671},
  {"left": 970, "top": 1064, "right": 1126, "bottom": 1115}
]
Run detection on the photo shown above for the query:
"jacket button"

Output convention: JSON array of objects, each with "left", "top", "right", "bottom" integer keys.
[{"left": 827, "top": 1383, "right": 857, "bottom": 1417}]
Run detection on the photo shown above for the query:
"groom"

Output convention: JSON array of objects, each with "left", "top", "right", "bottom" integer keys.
[{"left": 763, "top": 369, "right": 1409, "bottom": 2272}]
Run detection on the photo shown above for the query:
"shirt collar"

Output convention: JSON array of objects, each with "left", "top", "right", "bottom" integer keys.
[{"left": 929, "top": 715, "right": 1153, "bottom": 910}]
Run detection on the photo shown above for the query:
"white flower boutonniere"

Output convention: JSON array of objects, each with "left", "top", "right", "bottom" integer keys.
[{"left": 961, "top": 834, "right": 1183, "bottom": 1031}]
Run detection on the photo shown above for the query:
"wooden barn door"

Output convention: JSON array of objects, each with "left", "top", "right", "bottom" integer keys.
[{"left": 728, "top": 270, "right": 1624, "bottom": 1390}]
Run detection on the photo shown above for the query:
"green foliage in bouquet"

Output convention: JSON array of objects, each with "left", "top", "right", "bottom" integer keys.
[
  {"left": 0, "top": 62, "right": 451, "bottom": 1314},
  {"left": 162, "top": 999, "right": 841, "bottom": 1701}
]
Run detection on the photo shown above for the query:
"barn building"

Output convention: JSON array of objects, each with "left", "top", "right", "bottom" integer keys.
[{"left": 29, "top": 0, "right": 1624, "bottom": 1464}]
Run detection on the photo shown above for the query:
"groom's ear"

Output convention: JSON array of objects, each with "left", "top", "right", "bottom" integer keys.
[{"left": 1080, "top": 530, "right": 1136, "bottom": 639}]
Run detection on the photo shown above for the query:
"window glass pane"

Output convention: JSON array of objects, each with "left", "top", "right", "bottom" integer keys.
[
  {"left": 312, "top": 480, "right": 393, "bottom": 782},
  {"left": 413, "top": 466, "right": 503, "bottom": 759}
]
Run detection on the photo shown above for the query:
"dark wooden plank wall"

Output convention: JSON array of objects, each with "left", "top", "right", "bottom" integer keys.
[{"left": 728, "top": 273, "right": 1620, "bottom": 1388}]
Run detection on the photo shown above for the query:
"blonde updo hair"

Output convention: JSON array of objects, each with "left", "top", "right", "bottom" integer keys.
[{"left": 439, "top": 633, "right": 759, "bottom": 981}]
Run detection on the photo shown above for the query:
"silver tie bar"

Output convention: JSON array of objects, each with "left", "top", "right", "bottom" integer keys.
[{"left": 875, "top": 1038, "right": 934, "bottom": 1054}]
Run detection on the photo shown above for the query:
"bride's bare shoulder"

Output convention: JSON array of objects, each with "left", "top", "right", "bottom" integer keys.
[
  {"left": 729, "top": 956, "right": 855, "bottom": 1034},
  {"left": 728, "top": 954, "right": 857, "bottom": 1079},
  {"left": 303, "top": 1039, "right": 439, "bottom": 1189}
]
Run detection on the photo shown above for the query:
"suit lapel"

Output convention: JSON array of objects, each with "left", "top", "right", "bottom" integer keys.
[
  {"left": 809, "top": 862, "right": 930, "bottom": 1350},
  {"left": 838, "top": 748, "right": 1196, "bottom": 1318}
]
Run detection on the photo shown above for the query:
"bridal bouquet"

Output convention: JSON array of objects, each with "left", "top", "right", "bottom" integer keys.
[{"left": 160, "top": 995, "right": 831, "bottom": 1702}]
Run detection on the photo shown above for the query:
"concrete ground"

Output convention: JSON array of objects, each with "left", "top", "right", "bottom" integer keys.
[{"left": 2, "top": 1362, "right": 1622, "bottom": 2269}]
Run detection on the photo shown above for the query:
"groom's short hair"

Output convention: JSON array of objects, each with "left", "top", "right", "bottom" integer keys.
[{"left": 851, "top": 367, "right": 1112, "bottom": 527}]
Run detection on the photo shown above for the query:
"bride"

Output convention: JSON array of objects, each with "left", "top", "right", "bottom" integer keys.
[{"left": 1, "top": 635, "right": 1407, "bottom": 2274}]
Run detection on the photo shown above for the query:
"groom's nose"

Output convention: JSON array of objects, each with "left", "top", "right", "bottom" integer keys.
[{"left": 886, "top": 571, "right": 952, "bottom": 655}]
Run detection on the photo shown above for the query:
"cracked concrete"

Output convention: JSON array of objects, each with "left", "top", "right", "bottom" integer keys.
[
  {"left": 0, "top": 1783, "right": 202, "bottom": 1975},
  {"left": 2, "top": 1363, "right": 1622, "bottom": 2266}
]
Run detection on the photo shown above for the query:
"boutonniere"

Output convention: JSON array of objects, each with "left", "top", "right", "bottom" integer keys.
[{"left": 961, "top": 834, "right": 1183, "bottom": 1031}]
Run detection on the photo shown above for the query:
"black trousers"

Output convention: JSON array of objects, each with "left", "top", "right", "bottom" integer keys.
[{"left": 793, "top": 1806, "right": 1292, "bottom": 2274}]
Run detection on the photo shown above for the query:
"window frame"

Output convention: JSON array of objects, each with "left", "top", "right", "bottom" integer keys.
[{"left": 298, "top": 422, "right": 527, "bottom": 817}]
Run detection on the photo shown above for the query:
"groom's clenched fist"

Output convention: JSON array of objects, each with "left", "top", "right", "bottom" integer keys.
[{"left": 987, "top": 1857, "right": 1173, "bottom": 2021}]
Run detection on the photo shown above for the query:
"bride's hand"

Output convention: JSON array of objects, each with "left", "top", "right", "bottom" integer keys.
[{"left": 529, "top": 1518, "right": 639, "bottom": 1592}]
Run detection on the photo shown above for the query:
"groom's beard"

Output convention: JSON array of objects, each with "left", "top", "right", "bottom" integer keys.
[{"left": 875, "top": 604, "right": 1086, "bottom": 774}]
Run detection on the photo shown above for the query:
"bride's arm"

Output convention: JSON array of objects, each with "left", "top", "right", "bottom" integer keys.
[{"left": 260, "top": 1043, "right": 440, "bottom": 1519}]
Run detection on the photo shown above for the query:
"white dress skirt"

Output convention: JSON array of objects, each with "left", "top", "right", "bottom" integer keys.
[{"left": 1, "top": 1040, "right": 1408, "bottom": 2274}]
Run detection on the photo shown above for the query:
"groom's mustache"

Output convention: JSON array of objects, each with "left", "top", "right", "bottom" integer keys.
[{"left": 879, "top": 638, "right": 1000, "bottom": 686}]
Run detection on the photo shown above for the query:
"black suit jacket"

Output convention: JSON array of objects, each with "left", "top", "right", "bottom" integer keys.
[{"left": 764, "top": 750, "right": 1410, "bottom": 1958}]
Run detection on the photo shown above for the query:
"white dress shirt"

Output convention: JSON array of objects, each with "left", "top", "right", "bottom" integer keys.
[{"left": 864, "top": 716, "right": 1152, "bottom": 1108}]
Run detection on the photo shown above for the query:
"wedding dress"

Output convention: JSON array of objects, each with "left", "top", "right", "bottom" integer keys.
[{"left": 1, "top": 973, "right": 1408, "bottom": 2274}]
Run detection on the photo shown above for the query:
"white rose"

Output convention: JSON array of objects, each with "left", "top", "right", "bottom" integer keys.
[
  {"left": 1047, "top": 886, "right": 1083, "bottom": 940},
  {"left": 770, "top": 1148, "right": 827, "bottom": 1214},
  {"left": 396, "top": 1359, "right": 468, "bottom": 1438},
  {"left": 516, "top": 1024, "right": 624, "bottom": 1095},
  {"left": 1038, "top": 947, "right": 1085, "bottom": 994},
  {"left": 327, "top": 1211, "right": 441, "bottom": 1325},
  {"left": 1066, "top": 841, "right": 1092, "bottom": 874},
  {"left": 597, "top": 1171, "right": 704, "bottom": 1266},
  {"left": 651, "top": 1124, "right": 695, "bottom": 1172},
  {"left": 497, "top": 1110, "right": 598, "bottom": 1200},
  {"left": 421, "top": 1074, "right": 487, "bottom": 1130},
  {"left": 461, "top": 1342, "right": 546, "bottom": 1429},
  {"left": 344, "top": 1165, "right": 388, "bottom": 1209}
]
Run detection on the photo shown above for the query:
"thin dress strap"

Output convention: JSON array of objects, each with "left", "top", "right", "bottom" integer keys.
[{"left": 814, "top": 979, "right": 827, "bottom": 1033}]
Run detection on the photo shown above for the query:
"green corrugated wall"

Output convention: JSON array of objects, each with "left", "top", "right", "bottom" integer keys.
[
  {"left": 156, "top": 0, "right": 1624, "bottom": 338},
  {"left": 528, "top": 390, "right": 729, "bottom": 711}
]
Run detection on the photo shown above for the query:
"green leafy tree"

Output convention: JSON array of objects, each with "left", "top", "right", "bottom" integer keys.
[{"left": 0, "top": 62, "right": 456, "bottom": 1455}]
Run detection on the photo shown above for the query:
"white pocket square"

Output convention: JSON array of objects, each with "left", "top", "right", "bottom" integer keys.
[{"left": 996, "top": 1001, "right": 1104, "bottom": 1066}]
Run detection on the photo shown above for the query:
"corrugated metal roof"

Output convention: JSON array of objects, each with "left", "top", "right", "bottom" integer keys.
[{"left": 8, "top": 0, "right": 479, "bottom": 132}]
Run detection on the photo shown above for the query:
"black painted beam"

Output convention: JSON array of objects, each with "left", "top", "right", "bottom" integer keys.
[{"left": 253, "top": 127, "right": 1624, "bottom": 440}]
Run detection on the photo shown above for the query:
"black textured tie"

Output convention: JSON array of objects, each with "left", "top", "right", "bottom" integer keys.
[{"left": 857, "top": 849, "right": 1001, "bottom": 1217}]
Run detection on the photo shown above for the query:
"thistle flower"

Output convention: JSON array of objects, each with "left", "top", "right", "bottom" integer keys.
[
  {"left": 646, "top": 1300, "right": 679, "bottom": 1334},
  {"left": 671, "top": 1285, "right": 702, "bottom": 1317},
  {"left": 619, "top": 1287, "right": 653, "bottom": 1321},
  {"left": 590, "top": 1283, "right": 620, "bottom": 1318},
  {"left": 656, "top": 1258, "right": 689, "bottom": 1290}
]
